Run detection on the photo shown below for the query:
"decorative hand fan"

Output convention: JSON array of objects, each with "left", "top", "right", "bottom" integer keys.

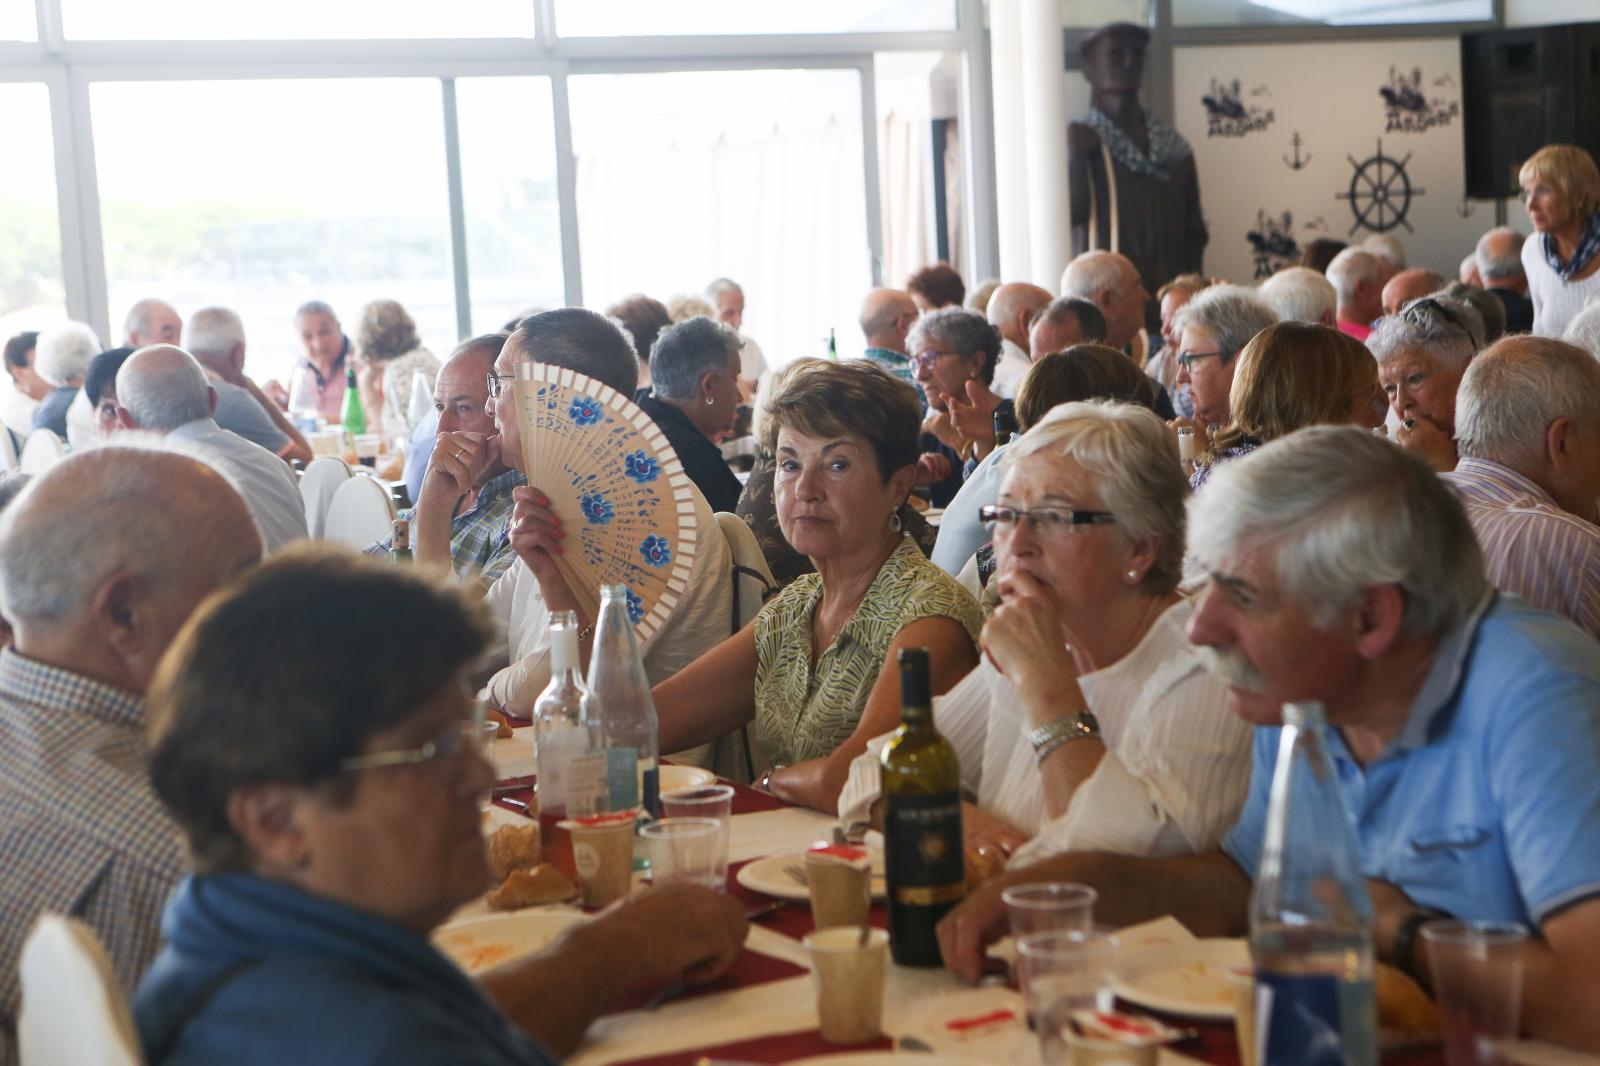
[{"left": 515, "top": 362, "right": 699, "bottom": 641}]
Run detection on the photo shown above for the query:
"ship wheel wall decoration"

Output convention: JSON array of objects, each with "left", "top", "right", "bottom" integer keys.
[{"left": 1336, "top": 139, "right": 1425, "bottom": 235}]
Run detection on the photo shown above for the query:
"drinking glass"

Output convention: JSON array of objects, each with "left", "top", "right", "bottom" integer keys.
[
  {"left": 1016, "top": 930, "right": 1119, "bottom": 1066},
  {"left": 661, "top": 784, "right": 734, "bottom": 859},
  {"left": 640, "top": 817, "right": 726, "bottom": 890},
  {"left": 1421, "top": 921, "right": 1528, "bottom": 1066},
  {"left": 1002, "top": 882, "right": 1097, "bottom": 939}
]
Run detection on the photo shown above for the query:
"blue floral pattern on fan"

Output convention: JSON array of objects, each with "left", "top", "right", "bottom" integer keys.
[
  {"left": 624, "top": 587, "right": 646, "bottom": 625},
  {"left": 624, "top": 449, "right": 661, "bottom": 484},
  {"left": 568, "top": 395, "right": 602, "bottom": 426},
  {"left": 639, "top": 534, "right": 672, "bottom": 568},
  {"left": 580, "top": 491, "right": 613, "bottom": 525}
]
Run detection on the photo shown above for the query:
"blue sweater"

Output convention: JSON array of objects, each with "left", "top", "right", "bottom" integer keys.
[{"left": 135, "top": 874, "right": 555, "bottom": 1066}]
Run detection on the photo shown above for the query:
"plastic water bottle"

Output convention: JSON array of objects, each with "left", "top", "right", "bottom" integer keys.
[
  {"left": 534, "top": 610, "right": 598, "bottom": 879},
  {"left": 1249, "top": 701, "right": 1377, "bottom": 1066},
  {"left": 583, "top": 584, "right": 661, "bottom": 818}
]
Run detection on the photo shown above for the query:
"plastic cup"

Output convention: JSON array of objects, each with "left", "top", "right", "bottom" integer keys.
[
  {"left": 661, "top": 784, "right": 734, "bottom": 860},
  {"left": 354, "top": 432, "right": 382, "bottom": 466},
  {"left": 1226, "top": 966, "right": 1256, "bottom": 1066},
  {"left": 1002, "top": 882, "right": 1097, "bottom": 939},
  {"left": 1016, "top": 930, "right": 1119, "bottom": 1066},
  {"left": 1421, "top": 921, "right": 1528, "bottom": 1066},
  {"left": 562, "top": 810, "right": 639, "bottom": 908},
  {"left": 804, "top": 843, "right": 872, "bottom": 929},
  {"left": 640, "top": 817, "right": 727, "bottom": 891},
  {"left": 1062, "top": 1030, "right": 1158, "bottom": 1066},
  {"left": 803, "top": 926, "right": 888, "bottom": 1044}
]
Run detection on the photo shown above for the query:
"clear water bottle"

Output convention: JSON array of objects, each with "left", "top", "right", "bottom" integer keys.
[
  {"left": 535, "top": 611, "right": 597, "bottom": 821},
  {"left": 1250, "top": 701, "right": 1376, "bottom": 1066},
  {"left": 583, "top": 585, "right": 661, "bottom": 818}
]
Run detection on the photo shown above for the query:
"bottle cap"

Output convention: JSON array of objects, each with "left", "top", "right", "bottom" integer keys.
[{"left": 1282, "top": 701, "right": 1326, "bottom": 726}]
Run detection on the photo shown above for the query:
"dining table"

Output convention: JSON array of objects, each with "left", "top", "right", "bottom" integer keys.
[{"left": 461, "top": 729, "right": 1586, "bottom": 1066}]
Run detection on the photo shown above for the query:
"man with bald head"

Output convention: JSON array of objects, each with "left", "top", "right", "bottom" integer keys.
[
  {"left": 1382, "top": 268, "right": 1447, "bottom": 317},
  {"left": 0, "top": 448, "right": 262, "bottom": 1060},
  {"left": 857, "top": 287, "right": 921, "bottom": 386},
  {"left": 377, "top": 333, "right": 525, "bottom": 583},
  {"left": 1325, "top": 247, "right": 1384, "bottom": 340},
  {"left": 985, "top": 282, "right": 1052, "bottom": 399},
  {"left": 1475, "top": 227, "right": 1533, "bottom": 334},
  {"left": 1060, "top": 250, "right": 1149, "bottom": 351},
  {"left": 115, "top": 346, "right": 307, "bottom": 553},
  {"left": 122, "top": 298, "right": 183, "bottom": 348}
]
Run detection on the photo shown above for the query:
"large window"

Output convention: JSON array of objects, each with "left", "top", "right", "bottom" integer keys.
[
  {"left": 554, "top": 0, "right": 956, "bottom": 37},
  {"left": 0, "top": 84, "right": 65, "bottom": 334},
  {"left": 568, "top": 68, "right": 871, "bottom": 369},
  {"left": 91, "top": 78, "right": 453, "bottom": 386},
  {"left": 60, "top": 0, "right": 533, "bottom": 40},
  {"left": 455, "top": 76, "right": 563, "bottom": 335}
]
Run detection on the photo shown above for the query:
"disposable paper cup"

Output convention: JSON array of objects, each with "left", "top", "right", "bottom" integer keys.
[
  {"left": 803, "top": 926, "right": 888, "bottom": 1044},
  {"left": 640, "top": 817, "right": 727, "bottom": 891},
  {"left": 1002, "top": 882, "right": 1097, "bottom": 939},
  {"left": 1421, "top": 920, "right": 1528, "bottom": 1066},
  {"left": 805, "top": 843, "right": 872, "bottom": 929},
  {"left": 562, "top": 810, "right": 638, "bottom": 908},
  {"left": 1226, "top": 966, "right": 1256, "bottom": 1066}
]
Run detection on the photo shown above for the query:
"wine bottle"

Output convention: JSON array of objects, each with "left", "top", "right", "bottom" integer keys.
[
  {"left": 536, "top": 611, "right": 600, "bottom": 879},
  {"left": 1250, "top": 701, "right": 1376, "bottom": 1066},
  {"left": 389, "top": 518, "right": 412, "bottom": 564},
  {"left": 583, "top": 584, "right": 661, "bottom": 818},
  {"left": 880, "top": 647, "right": 964, "bottom": 967},
  {"left": 342, "top": 362, "right": 366, "bottom": 438}
]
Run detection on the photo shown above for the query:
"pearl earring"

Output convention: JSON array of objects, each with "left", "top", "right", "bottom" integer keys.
[
  {"left": 1125, "top": 569, "right": 1139, "bottom": 583},
  {"left": 705, "top": 395, "right": 715, "bottom": 406}
]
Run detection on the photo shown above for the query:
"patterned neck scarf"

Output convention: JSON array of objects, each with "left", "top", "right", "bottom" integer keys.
[
  {"left": 1542, "top": 209, "right": 1600, "bottom": 281},
  {"left": 1082, "top": 105, "right": 1192, "bottom": 182}
]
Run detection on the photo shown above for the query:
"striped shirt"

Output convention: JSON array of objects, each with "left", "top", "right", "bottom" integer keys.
[
  {"left": 1442, "top": 457, "right": 1600, "bottom": 640},
  {"left": 0, "top": 650, "right": 185, "bottom": 1065},
  {"left": 367, "top": 467, "right": 524, "bottom": 582}
]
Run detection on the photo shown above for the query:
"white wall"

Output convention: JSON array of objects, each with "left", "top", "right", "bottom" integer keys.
[
  {"left": 1503, "top": 1, "right": 1597, "bottom": 26},
  {"left": 1174, "top": 38, "right": 1488, "bottom": 285}
]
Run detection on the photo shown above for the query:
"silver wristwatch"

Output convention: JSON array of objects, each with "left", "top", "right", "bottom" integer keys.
[{"left": 1028, "top": 711, "right": 1102, "bottom": 766}]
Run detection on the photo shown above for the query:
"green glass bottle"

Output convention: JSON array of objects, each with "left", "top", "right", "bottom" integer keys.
[
  {"left": 880, "top": 647, "right": 965, "bottom": 967},
  {"left": 389, "top": 518, "right": 412, "bottom": 564},
  {"left": 342, "top": 363, "right": 366, "bottom": 438}
]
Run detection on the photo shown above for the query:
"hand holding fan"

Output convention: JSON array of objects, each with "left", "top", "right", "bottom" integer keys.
[{"left": 515, "top": 363, "right": 699, "bottom": 640}]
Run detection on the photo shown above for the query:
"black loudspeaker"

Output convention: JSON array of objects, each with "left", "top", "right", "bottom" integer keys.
[{"left": 1461, "top": 22, "right": 1600, "bottom": 200}]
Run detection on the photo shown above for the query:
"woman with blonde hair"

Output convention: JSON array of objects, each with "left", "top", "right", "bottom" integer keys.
[
  {"left": 1519, "top": 144, "right": 1600, "bottom": 337},
  {"left": 1190, "top": 321, "right": 1384, "bottom": 489},
  {"left": 356, "top": 298, "right": 439, "bottom": 445}
]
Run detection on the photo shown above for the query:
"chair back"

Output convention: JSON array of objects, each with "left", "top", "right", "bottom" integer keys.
[
  {"left": 299, "top": 455, "right": 351, "bottom": 538},
  {"left": 18, "top": 429, "right": 64, "bottom": 476},
  {"left": 323, "top": 474, "right": 397, "bottom": 548},
  {"left": 711, "top": 512, "right": 777, "bottom": 783},
  {"left": 18, "top": 915, "right": 144, "bottom": 1066},
  {"left": 0, "top": 428, "right": 20, "bottom": 473}
]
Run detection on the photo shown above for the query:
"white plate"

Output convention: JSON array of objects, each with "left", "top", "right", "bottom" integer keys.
[
  {"left": 734, "top": 848, "right": 886, "bottom": 902},
  {"left": 1112, "top": 937, "right": 1249, "bottom": 1020},
  {"left": 659, "top": 764, "right": 716, "bottom": 793},
  {"left": 787, "top": 1049, "right": 985, "bottom": 1056},
  {"left": 894, "top": 986, "right": 1033, "bottom": 1061},
  {"left": 432, "top": 908, "right": 585, "bottom": 976}
]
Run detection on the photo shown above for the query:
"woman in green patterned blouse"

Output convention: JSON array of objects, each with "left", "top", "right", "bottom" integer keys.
[{"left": 655, "top": 360, "right": 982, "bottom": 813}]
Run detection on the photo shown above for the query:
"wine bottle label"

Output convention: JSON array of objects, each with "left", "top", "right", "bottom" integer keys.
[
  {"left": 1256, "top": 972, "right": 1376, "bottom": 1066},
  {"left": 561, "top": 749, "right": 609, "bottom": 818},
  {"left": 883, "top": 790, "right": 964, "bottom": 904}
]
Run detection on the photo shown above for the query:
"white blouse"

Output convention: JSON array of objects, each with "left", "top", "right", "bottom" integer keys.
[
  {"left": 837, "top": 598, "right": 1252, "bottom": 866},
  {"left": 1522, "top": 232, "right": 1600, "bottom": 339}
]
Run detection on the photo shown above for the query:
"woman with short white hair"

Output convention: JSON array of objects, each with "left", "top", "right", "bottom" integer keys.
[
  {"left": 838, "top": 400, "right": 1250, "bottom": 865},
  {"left": 30, "top": 321, "right": 102, "bottom": 441},
  {"left": 1370, "top": 294, "right": 1484, "bottom": 471}
]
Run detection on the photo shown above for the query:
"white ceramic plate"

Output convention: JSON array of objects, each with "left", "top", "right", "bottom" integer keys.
[
  {"left": 1112, "top": 937, "right": 1249, "bottom": 1020},
  {"left": 658, "top": 764, "right": 716, "bottom": 793},
  {"left": 734, "top": 848, "right": 886, "bottom": 902},
  {"left": 787, "top": 1049, "right": 985, "bottom": 1056},
  {"left": 894, "top": 986, "right": 1033, "bottom": 1061},
  {"left": 432, "top": 908, "right": 585, "bottom": 976}
]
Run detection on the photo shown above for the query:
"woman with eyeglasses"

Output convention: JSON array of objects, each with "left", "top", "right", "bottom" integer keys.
[
  {"left": 1371, "top": 294, "right": 1486, "bottom": 472},
  {"left": 838, "top": 401, "right": 1250, "bottom": 866},
  {"left": 1189, "top": 321, "right": 1385, "bottom": 491},
  {"left": 1168, "top": 285, "right": 1280, "bottom": 457},
  {"left": 1519, "top": 145, "right": 1600, "bottom": 338},
  {"left": 136, "top": 548, "right": 747, "bottom": 1065}
]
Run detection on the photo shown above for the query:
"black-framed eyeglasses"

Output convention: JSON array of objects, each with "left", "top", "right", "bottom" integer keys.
[
  {"left": 911, "top": 348, "right": 965, "bottom": 372},
  {"left": 1401, "top": 297, "right": 1482, "bottom": 349},
  {"left": 339, "top": 700, "right": 489, "bottom": 774},
  {"left": 1176, "top": 350, "right": 1229, "bottom": 373},
  {"left": 486, "top": 371, "right": 515, "bottom": 400},
  {"left": 979, "top": 504, "right": 1117, "bottom": 535}
]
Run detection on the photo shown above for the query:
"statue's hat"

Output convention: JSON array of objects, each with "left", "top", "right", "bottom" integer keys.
[{"left": 1079, "top": 21, "right": 1150, "bottom": 58}]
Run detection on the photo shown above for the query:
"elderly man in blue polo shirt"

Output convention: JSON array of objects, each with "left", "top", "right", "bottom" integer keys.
[{"left": 937, "top": 426, "right": 1600, "bottom": 1053}]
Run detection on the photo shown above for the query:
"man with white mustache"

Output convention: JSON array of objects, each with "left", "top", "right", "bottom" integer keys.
[{"left": 936, "top": 426, "right": 1600, "bottom": 1054}]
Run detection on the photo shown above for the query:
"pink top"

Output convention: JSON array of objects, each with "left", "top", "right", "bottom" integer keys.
[{"left": 1337, "top": 319, "right": 1374, "bottom": 342}]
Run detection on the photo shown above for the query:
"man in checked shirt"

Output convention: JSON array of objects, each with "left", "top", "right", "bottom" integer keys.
[{"left": 0, "top": 447, "right": 262, "bottom": 1063}]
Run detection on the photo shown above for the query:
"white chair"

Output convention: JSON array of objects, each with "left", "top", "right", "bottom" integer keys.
[
  {"left": 18, "top": 915, "right": 144, "bottom": 1066},
  {"left": 711, "top": 512, "right": 777, "bottom": 783},
  {"left": 323, "top": 474, "right": 397, "bottom": 549},
  {"left": 0, "top": 429, "right": 20, "bottom": 473},
  {"left": 299, "top": 455, "right": 351, "bottom": 539},
  {"left": 18, "top": 429, "right": 65, "bottom": 476}
]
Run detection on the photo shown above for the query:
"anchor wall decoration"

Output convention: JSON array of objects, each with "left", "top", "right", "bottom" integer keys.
[{"left": 1283, "top": 131, "right": 1311, "bottom": 171}]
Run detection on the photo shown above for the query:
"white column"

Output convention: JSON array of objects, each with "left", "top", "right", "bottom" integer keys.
[
  {"left": 1018, "top": 0, "right": 1072, "bottom": 292},
  {"left": 988, "top": 0, "right": 1031, "bottom": 282}
]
